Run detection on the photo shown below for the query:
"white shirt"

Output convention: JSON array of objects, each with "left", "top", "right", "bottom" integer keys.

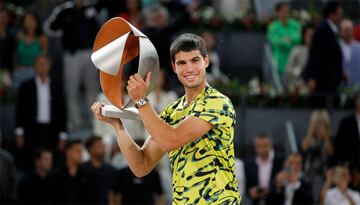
[
  {"left": 340, "top": 39, "right": 353, "bottom": 63},
  {"left": 35, "top": 76, "right": 51, "bottom": 124},
  {"left": 284, "top": 181, "right": 301, "bottom": 205},
  {"left": 256, "top": 150, "right": 274, "bottom": 189},
  {"left": 325, "top": 187, "right": 360, "bottom": 205},
  {"left": 327, "top": 19, "right": 338, "bottom": 34}
]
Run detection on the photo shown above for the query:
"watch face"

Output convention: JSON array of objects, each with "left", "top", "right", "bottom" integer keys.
[{"left": 138, "top": 98, "right": 146, "bottom": 105}]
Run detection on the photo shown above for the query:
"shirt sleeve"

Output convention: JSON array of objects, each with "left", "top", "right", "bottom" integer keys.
[{"left": 190, "top": 95, "right": 236, "bottom": 128}]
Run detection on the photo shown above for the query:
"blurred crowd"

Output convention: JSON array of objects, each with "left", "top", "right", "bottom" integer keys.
[{"left": 0, "top": 0, "right": 360, "bottom": 205}]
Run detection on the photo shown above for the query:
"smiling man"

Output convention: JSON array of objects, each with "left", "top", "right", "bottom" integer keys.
[{"left": 91, "top": 33, "right": 241, "bottom": 204}]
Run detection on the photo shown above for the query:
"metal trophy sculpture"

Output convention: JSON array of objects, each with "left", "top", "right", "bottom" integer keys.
[{"left": 91, "top": 17, "right": 159, "bottom": 120}]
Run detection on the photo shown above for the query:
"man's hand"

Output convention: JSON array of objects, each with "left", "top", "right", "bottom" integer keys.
[
  {"left": 127, "top": 72, "right": 151, "bottom": 102},
  {"left": 91, "top": 102, "right": 121, "bottom": 127}
]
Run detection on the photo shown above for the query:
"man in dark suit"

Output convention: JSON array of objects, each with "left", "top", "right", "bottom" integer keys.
[
  {"left": 302, "top": 2, "right": 343, "bottom": 94},
  {"left": 15, "top": 54, "right": 67, "bottom": 171},
  {"left": 266, "top": 153, "right": 314, "bottom": 205},
  {"left": 245, "top": 134, "right": 285, "bottom": 205},
  {"left": 334, "top": 95, "right": 360, "bottom": 169}
]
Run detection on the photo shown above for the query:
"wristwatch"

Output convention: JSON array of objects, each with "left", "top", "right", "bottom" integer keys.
[{"left": 135, "top": 97, "right": 149, "bottom": 109}]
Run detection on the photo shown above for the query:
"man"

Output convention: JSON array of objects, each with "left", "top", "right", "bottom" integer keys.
[
  {"left": 83, "top": 136, "right": 116, "bottom": 204},
  {"left": 17, "top": 148, "right": 53, "bottom": 204},
  {"left": 267, "top": 1, "right": 301, "bottom": 76},
  {"left": 51, "top": 140, "right": 95, "bottom": 204},
  {"left": 339, "top": 19, "right": 360, "bottom": 86},
  {"left": 266, "top": 153, "right": 313, "bottom": 205},
  {"left": 92, "top": 33, "right": 241, "bottom": 204},
  {"left": 15, "top": 54, "right": 67, "bottom": 171},
  {"left": 45, "top": 0, "right": 99, "bottom": 131},
  {"left": 244, "top": 134, "right": 284, "bottom": 205},
  {"left": 302, "top": 1, "right": 343, "bottom": 94}
]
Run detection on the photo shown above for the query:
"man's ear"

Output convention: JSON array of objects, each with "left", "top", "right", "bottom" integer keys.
[
  {"left": 171, "top": 62, "right": 177, "bottom": 74},
  {"left": 204, "top": 55, "right": 209, "bottom": 69}
]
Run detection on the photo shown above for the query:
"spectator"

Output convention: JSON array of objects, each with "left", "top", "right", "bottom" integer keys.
[
  {"left": 285, "top": 24, "right": 314, "bottom": 94},
  {"left": 13, "top": 12, "right": 48, "bottom": 89},
  {"left": 51, "top": 139, "right": 95, "bottom": 204},
  {"left": 0, "top": 130, "right": 15, "bottom": 204},
  {"left": 301, "top": 109, "right": 334, "bottom": 202},
  {"left": 119, "top": 0, "right": 143, "bottom": 30},
  {"left": 267, "top": 153, "right": 314, "bottom": 205},
  {"left": 334, "top": 95, "right": 360, "bottom": 169},
  {"left": 302, "top": 1, "right": 343, "bottom": 94},
  {"left": 111, "top": 139, "right": 165, "bottom": 205},
  {"left": 245, "top": 134, "right": 284, "bottom": 205},
  {"left": 324, "top": 166, "right": 360, "bottom": 205},
  {"left": 17, "top": 148, "right": 53, "bottom": 204},
  {"left": 44, "top": 0, "right": 100, "bottom": 131},
  {"left": 201, "top": 31, "right": 229, "bottom": 85},
  {"left": 15, "top": 54, "right": 67, "bottom": 171},
  {"left": 339, "top": 19, "right": 360, "bottom": 86},
  {"left": 267, "top": 1, "right": 301, "bottom": 77},
  {"left": 0, "top": 8, "right": 16, "bottom": 74},
  {"left": 83, "top": 136, "right": 116, "bottom": 204}
]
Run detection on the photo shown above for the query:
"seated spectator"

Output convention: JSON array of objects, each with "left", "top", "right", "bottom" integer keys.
[
  {"left": 334, "top": 95, "right": 360, "bottom": 169},
  {"left": 245, "top": 133, "right": 284, "bottom": 205},
  {"left": 51, "top": 140, "right": 95, "bottom": 204},
  {"left": 323, "top": 166, "right": 360, "bottom": 205},
  {"left": 302, "top": 109, "right": 334, "bottom": 202},
  {"left": 0, "top": 131, "right": 15, "bottom": 204},
  {"left": 17, "top": 148, "right": 53, "bottom": 204},
  {"left": 83, "top": 136, "right": 116, "bottom": 204},
  {"left": 110, "top": 139, "right": 165, "bottom": 205},
  {"left": 267, "top": 153, "right": 314, "bottom": 205},
  {"left": 285, "top": 24, "right": 314, "bottom": 94},
  {"left": 15, "top": 54, "right": 67, "bottom": 172},
  {"left": 339, "top": 19, "right": 360, "bottom": 86},
  {"left": 13, "top": 12, "right": 47, "bottom": 89},
  {"left": 201, "top": 31, "right": 229, "bottom": 85},
  {"left": 267, "top": 1, "right": 301, "bottom": 77}
]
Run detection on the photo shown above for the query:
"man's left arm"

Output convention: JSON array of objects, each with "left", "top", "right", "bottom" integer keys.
[{"left": 127, "top": 73, "right": 214, "bottom": 152}]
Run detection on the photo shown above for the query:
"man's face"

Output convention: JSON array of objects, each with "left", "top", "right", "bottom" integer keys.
[
  {"left": 254, "top": 138, "right": 272, "bottom": 159},
  {"left": 35, "top": 57, "right": 51, "bottom": 77},
  {"left": 90, "top": 140, "right": 105, "bottom": 161},
  {"left": 331, "top": 7, "right": 343, "bottom": 25},
  {"left": 36, "top": 152, "right": 53, "bottom": 172},
  {"left": 172, "top": 50, "right": 208, "bottom": 89},
  {"left": 67, "top": 144, "right": 83, "bottom": 164},
  {"left": 277, "top": 5, "right": 290, "bottom": 21},
  {"left": 340, "top": 21, "right": 354, "bottom": 42}
]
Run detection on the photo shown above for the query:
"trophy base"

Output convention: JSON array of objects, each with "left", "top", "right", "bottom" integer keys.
[{"left": 101, "top": 105, "right": 141, "bottom": 120}]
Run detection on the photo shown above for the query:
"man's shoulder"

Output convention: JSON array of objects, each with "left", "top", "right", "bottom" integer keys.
[{"left": 200, "top": 87, "right": 233, "bottom": 107}]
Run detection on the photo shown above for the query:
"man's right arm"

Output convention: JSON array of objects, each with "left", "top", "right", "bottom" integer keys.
[
  {"left": 91, "top": 102, "right": 165, "bottom": 177},
  {"left": 112, "top": 121, "right": 165, "bottom": 177}
]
